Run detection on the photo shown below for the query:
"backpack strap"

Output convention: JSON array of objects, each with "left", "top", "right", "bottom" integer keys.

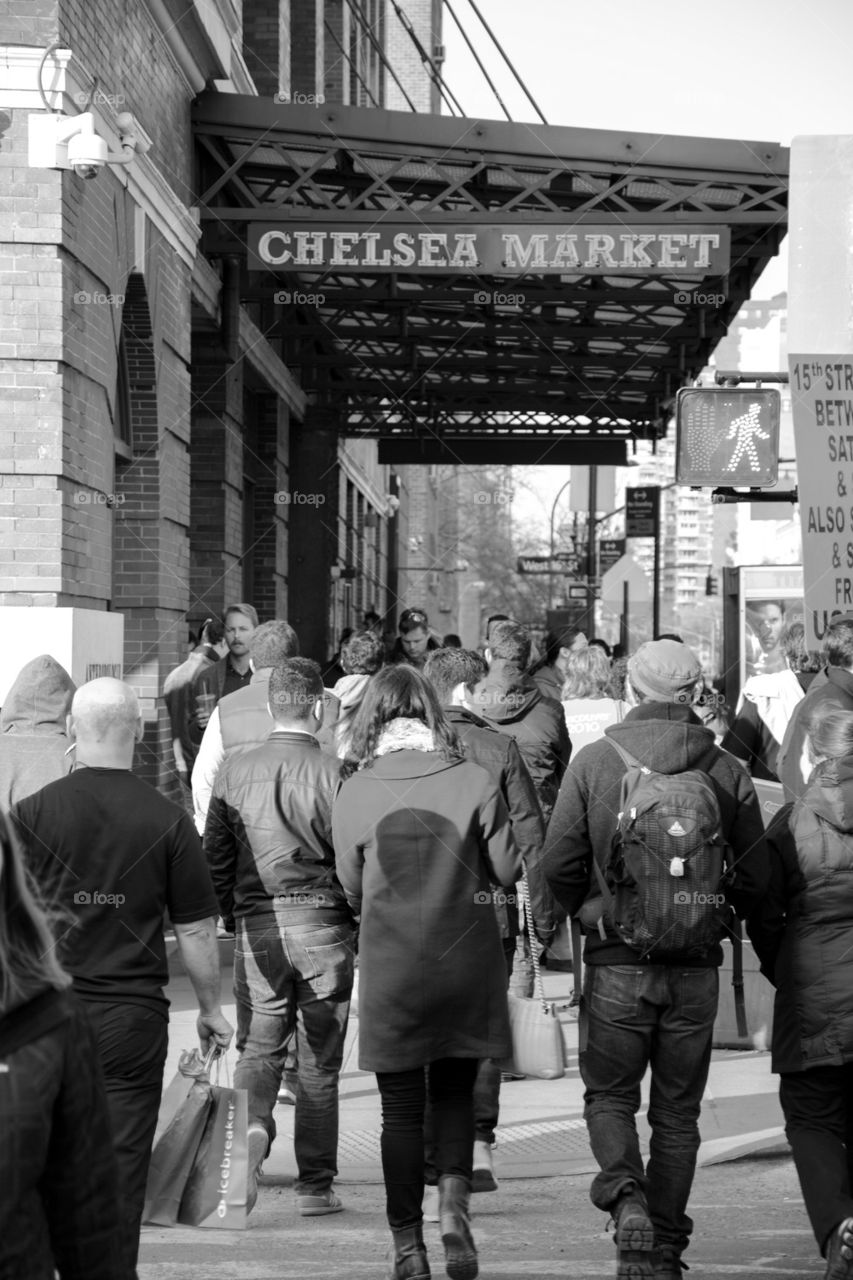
[{"left": 726, "top": 915, "right": 748, "bottom": 1038}]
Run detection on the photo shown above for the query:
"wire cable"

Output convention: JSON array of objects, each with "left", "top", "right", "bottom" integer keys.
[
  {"left": 323, "top": 15, "right": 381, "bottom": 108},
  {"left": 342, "top": 0, "right": 418, "bottom": 112},
  {"left": 463, "top": 0, "right": 549, "bottom": 124},
  {"left": 443, "top": 0, "right": 510, "bottom": 121},
  {"left": 388, "top": 0, "right": 465, "bottom": 116}
]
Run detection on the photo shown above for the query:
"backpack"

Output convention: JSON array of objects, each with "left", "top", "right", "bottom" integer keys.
[{"left": 593, "top": 741, "right": 733, "bottom": 959}]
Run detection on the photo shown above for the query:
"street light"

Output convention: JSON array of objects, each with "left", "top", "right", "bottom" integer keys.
[{"left": 548, "top": 477, "right": 573, "bottom": 611}]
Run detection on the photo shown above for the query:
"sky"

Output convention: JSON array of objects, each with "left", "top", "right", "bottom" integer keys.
[{"left": 439, "top": 0, "right": 853, "bottom": 531}]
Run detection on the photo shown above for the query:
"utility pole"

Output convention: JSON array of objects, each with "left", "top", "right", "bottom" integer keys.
[{"left": 586, "top": 464, "right": 598, "bottom": 639}]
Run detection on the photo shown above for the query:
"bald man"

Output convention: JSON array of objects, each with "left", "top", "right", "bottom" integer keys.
[{"left": 13, "top": 678, "right": 233, "bottom": 1279}]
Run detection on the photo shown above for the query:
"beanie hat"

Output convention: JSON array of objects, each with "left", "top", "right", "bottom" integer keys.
[{"left": 627, "top": 639, "right": 702, "bottom": 704}]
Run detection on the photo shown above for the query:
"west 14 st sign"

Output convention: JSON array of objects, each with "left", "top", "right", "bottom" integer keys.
[{"left": 249, "top": 223, "right": 730, "bottom": 275}]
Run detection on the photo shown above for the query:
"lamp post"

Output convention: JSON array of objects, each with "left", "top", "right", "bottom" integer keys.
[{"left": 548, "top": 477, "right": 573, "bottom": 611}]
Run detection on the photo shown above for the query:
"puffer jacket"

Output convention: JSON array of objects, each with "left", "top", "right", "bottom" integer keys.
[
  {"left": 0, "top": 655, "right": 75, "bottom": 809},
  {"left": 203, "top": 729, "right": 351, "bottom": 930},
  {"left": 469, "top": 659, "right": 571, "bottom": 823},
  {"left": 544, "top": 701, "right": 769, "bottom": 967},
  {"left": 748, "top": 754, "right": 853, "bottom": 1073}
]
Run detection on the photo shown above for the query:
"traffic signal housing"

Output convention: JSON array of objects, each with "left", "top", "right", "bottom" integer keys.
[
  {"left": 705, "top": 570, "right": 719, "bottom": 597},
  {"left": 675, "top": 387, "right": 781, "bottom": 487}
]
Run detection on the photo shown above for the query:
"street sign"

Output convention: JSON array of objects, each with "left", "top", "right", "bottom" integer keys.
[
  {"left": 625, "top": 487, "right": 660, "bottom": 538},
  {"left": 675, "top": 387, "right": 781, "bottom": 486},
  {"left": 517, "top": 554, "right": 581, "bottom": 575},
  {"left": 599, "top": 538, "right": 625, "bottom": 573},
  {"left": 789, "top": 354, "right": 853, "bottom": 647},
  {"left": 565, "top": 581, "right": 588, "bottom": 601}
]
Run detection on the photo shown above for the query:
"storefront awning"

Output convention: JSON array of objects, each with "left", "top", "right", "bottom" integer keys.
[{"left": 193, "top": 95, "right": 788, "bottom": 464}]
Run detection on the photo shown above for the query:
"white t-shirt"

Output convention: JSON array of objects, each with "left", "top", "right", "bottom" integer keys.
[{"left": 561, "top": 696, "right": 626, "bottom": 754}]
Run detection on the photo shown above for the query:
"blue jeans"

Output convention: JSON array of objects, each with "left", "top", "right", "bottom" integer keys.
[
  {"left": 233, "top": 916, "right": 355, "bottom": 1194},
  {"left": 580, "top": 963, "right": 719, "bottom": 1257}
]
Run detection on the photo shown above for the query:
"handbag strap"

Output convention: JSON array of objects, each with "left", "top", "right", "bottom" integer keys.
[{"left": 521, "top": 872, "right": 549, "bottom": 1012}]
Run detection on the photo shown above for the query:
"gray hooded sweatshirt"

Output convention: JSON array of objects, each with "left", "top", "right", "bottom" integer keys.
[{"left": 0, "top": 655, "right": 75, "bottom": 808}]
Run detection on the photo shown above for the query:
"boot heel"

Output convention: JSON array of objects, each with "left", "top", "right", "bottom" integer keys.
[{"left": 438, "top": 1176, "right": 478, "bottom": 1280}]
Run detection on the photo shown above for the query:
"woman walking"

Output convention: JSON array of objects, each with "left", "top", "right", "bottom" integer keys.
[
  {"left": 333, "top": 666, "right": 520, "bottom": 1280},
  {"left": 559, "top": 644, "right": 626, "bottom": 753},
  {"left": 748, "top": 707, "right": 853, "bottom": 1279},
  {"left": 0, "top": 810, "right": 127, "bottom": 1279}
]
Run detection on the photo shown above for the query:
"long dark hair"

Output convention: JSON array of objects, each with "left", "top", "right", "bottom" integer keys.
[
  {"left": 343, "top": 665, "right": 462, "bottom": 773},
  {"left": 0, "top": 811, "right": 70, "bottom": 1012}
]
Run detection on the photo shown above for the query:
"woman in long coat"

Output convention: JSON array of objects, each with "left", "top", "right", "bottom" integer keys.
[
  {"left": 747, "top": 707, "right": 853, "bottom": 1280},
  {"left": 333, "top": 665, "right": 520, "bottom": 1280}
]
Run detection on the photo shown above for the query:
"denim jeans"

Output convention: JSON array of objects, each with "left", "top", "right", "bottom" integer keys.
[
  {"left": 779, "top": 1064, "right": 853, "bottom": 1254},
  {"left": 579, "top": 963, "right": 718, "bottom": 1258},
  {"left": 233, "top": 916, "right": 355, "bottom": 1194},
  {"left": 377, "top": 1058, "right": 479, "bottom": 1230}
]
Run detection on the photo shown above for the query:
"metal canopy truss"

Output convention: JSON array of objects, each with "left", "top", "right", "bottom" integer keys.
[{"left": 193, "top": 96, "right": 788, "bottom": 453}]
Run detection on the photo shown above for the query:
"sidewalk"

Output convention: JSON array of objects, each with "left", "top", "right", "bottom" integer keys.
[
  {"left": 158, "top": 957, "right": 786, "bottom": 1186},
  {"left": 139, "top": 958, "right": 806, "bottom": 1280}
]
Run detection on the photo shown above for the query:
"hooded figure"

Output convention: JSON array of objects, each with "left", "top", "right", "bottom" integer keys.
[{"left": 0, "top": 655, "right": 75, "bottom": 807}]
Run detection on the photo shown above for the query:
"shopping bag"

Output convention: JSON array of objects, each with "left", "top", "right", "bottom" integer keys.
[
  {"left": 498, "top": 992, "right": 566, "bottom": 1080},
  {"left": 143, "top": 1050, "right": 215, "bottom": 1225},
  {"left": 177, "top": 1076, "right": 249, "bottom": 1229},
  {"left": 497, "top": 875, "right": 567, "bottom": 1080}
]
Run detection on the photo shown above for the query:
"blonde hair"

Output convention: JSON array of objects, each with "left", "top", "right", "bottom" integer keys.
[
  {"left": 561, "top": 645, "right": 612, "bottom": 700},
  {"left": 0, "top": 812, "right": 70, "bottom": 1011},
  {"left": 808, "top": 708, "right": 853, "bottom": 763}
]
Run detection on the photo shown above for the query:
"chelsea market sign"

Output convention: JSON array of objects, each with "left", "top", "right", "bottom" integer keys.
[{"left": 249, "top": 222, "right": 730, "bottom": 276}]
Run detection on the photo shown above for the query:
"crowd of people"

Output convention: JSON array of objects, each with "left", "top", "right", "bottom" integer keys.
[{"left": 5, "top": 601, "right": 853, "bottom": 1280}]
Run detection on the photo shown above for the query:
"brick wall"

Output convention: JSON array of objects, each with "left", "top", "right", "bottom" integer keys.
[{"left": 243, "top": 0, "right": 282, "bottom": 98}]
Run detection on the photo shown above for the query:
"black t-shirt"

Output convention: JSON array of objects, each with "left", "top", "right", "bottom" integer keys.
[{"left": 14, "top": 767, "right": 219, "bottom": 1013}]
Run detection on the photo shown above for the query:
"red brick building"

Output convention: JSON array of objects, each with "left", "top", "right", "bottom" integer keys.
[{"left": 0, "top": 0, "right": 449, "bottom": 788}]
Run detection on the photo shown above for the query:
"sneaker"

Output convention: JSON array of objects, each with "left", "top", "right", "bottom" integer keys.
[
  {"left": 246, "top": 1125, "right": 269, "bottom": 1214},
  {"left": 297, "top": 1188, "right": 345, "bottom": 1216},
  {"left": 277, "top": 1085, "right": 296, "bottom": 1106},
  {"left": 500, "top": 1071, "right": 526, "bottom": 1082},
  {"left": 826, "top": 1218, "right": 853, "bottom": 1280},
  {"left": 471, "top": 1140, "right": 498, "bottom": 1193},
  {"left": 423, "top": 1184, "right": 440, "bottom": 1223},
  {"left": 613, "top": 1191, "right": 655, "bottom": 1280}
]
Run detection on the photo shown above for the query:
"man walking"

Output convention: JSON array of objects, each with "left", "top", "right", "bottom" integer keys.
[
  {"left": 13, "top": 678, "right": 233, "bottom": 1278},
  {"left": 204, "top": 658, "right": 355, "bottom": 1217},
  {"left": 424, "top": 646, "right": 556, "bottom": 1195},
  {"left": 188, "top": 602, "right": 259, "bottom": 745},
  {"left": 163, "top": 616, "right": 226, "bottom": 793},
  {"left": 542, "top": 640, "right": 768, "bottom": 1280},
  {"left": 191, "top": 619, "right": 300, "bottom": 833}
]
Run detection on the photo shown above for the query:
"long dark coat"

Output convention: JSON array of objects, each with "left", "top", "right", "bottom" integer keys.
[{"left": 332, "top": 749, "right": 521, "bottom": 1072}]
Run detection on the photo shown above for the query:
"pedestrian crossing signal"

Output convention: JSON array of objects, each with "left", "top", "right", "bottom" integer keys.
[{"left": 675, "top": 388, "right": 781, "bottom": 486}]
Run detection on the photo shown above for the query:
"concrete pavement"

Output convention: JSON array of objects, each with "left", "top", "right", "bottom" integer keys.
[{"left": 138, "top": 959, "right": 816, "bottom": 1280}]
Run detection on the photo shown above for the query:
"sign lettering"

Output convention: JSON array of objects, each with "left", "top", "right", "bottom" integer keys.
[
  {"left": 249, "top": 223, "right": 730, "bottom": 276},
  {"left": 789, "top": 354, "right": 853, "bottom": 647}
]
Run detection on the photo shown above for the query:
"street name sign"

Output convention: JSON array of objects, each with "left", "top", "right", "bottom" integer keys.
[{"left": 625, "top": 487, "right": 660, "bottom": 538}]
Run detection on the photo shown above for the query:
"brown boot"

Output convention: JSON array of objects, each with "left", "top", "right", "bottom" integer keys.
[
  {"left": 438, "top": 1176, "right": 478, "bottom": 1280},
  {"left": 389, "top": 1225, "right": 430, "bottom": 1280}
]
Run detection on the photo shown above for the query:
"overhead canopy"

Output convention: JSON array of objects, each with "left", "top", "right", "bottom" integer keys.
[{"left": 193, "top": 95, "right": 788, "bottom": 464}]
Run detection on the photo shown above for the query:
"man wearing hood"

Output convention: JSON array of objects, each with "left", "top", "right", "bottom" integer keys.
[
  {"left": 0, "top": 654, "right": 75, "bottom": 808},
  {"left": 542, "top": 640, "right": 769, "bottom": 1280}
]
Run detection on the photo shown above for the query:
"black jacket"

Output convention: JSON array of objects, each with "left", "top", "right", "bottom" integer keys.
[
  {"left": 748, "top": 756, "right": 853, "bottom": 1074},
  {"left": 543, "top": 702, "right": 769, "bottom": 967},
  {"left": 469, "top": 659, "right": 572, "bottom": 823},
  {"left": 445, "top": 706, "right": 560, "bottom": 941},
  {"left": 0, "top": 988, "right": 128, "bottom": 1280},
  {"left": 204, "top": 730, "right": 351, "bottom": 930}
]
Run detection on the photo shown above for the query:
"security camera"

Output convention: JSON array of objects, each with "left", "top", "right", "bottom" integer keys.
[{"left": 67, "top": 126, "right": 107, "bottom": 179}]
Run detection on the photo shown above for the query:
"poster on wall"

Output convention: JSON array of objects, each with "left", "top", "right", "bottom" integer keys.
[{"left": 738, "top": 565, "right": 804, "bottom": 681}]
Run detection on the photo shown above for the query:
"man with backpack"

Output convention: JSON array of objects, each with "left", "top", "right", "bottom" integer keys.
[{"left": 542, "top": 639, "right": 769, "bottom": 1280}]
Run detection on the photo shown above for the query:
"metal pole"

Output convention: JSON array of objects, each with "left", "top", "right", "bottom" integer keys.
[
  {"left": 548, "top": 477, "right": 572, "bottom": 613},
  {"left": 621, "top": 579, "right": 629, "bottom": 652},
  {"left": 653, "top": 520, "right": 661, "bottom": 637},
  {"left": 586, "top": 465, "right": 597, "bottom": 639}
]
